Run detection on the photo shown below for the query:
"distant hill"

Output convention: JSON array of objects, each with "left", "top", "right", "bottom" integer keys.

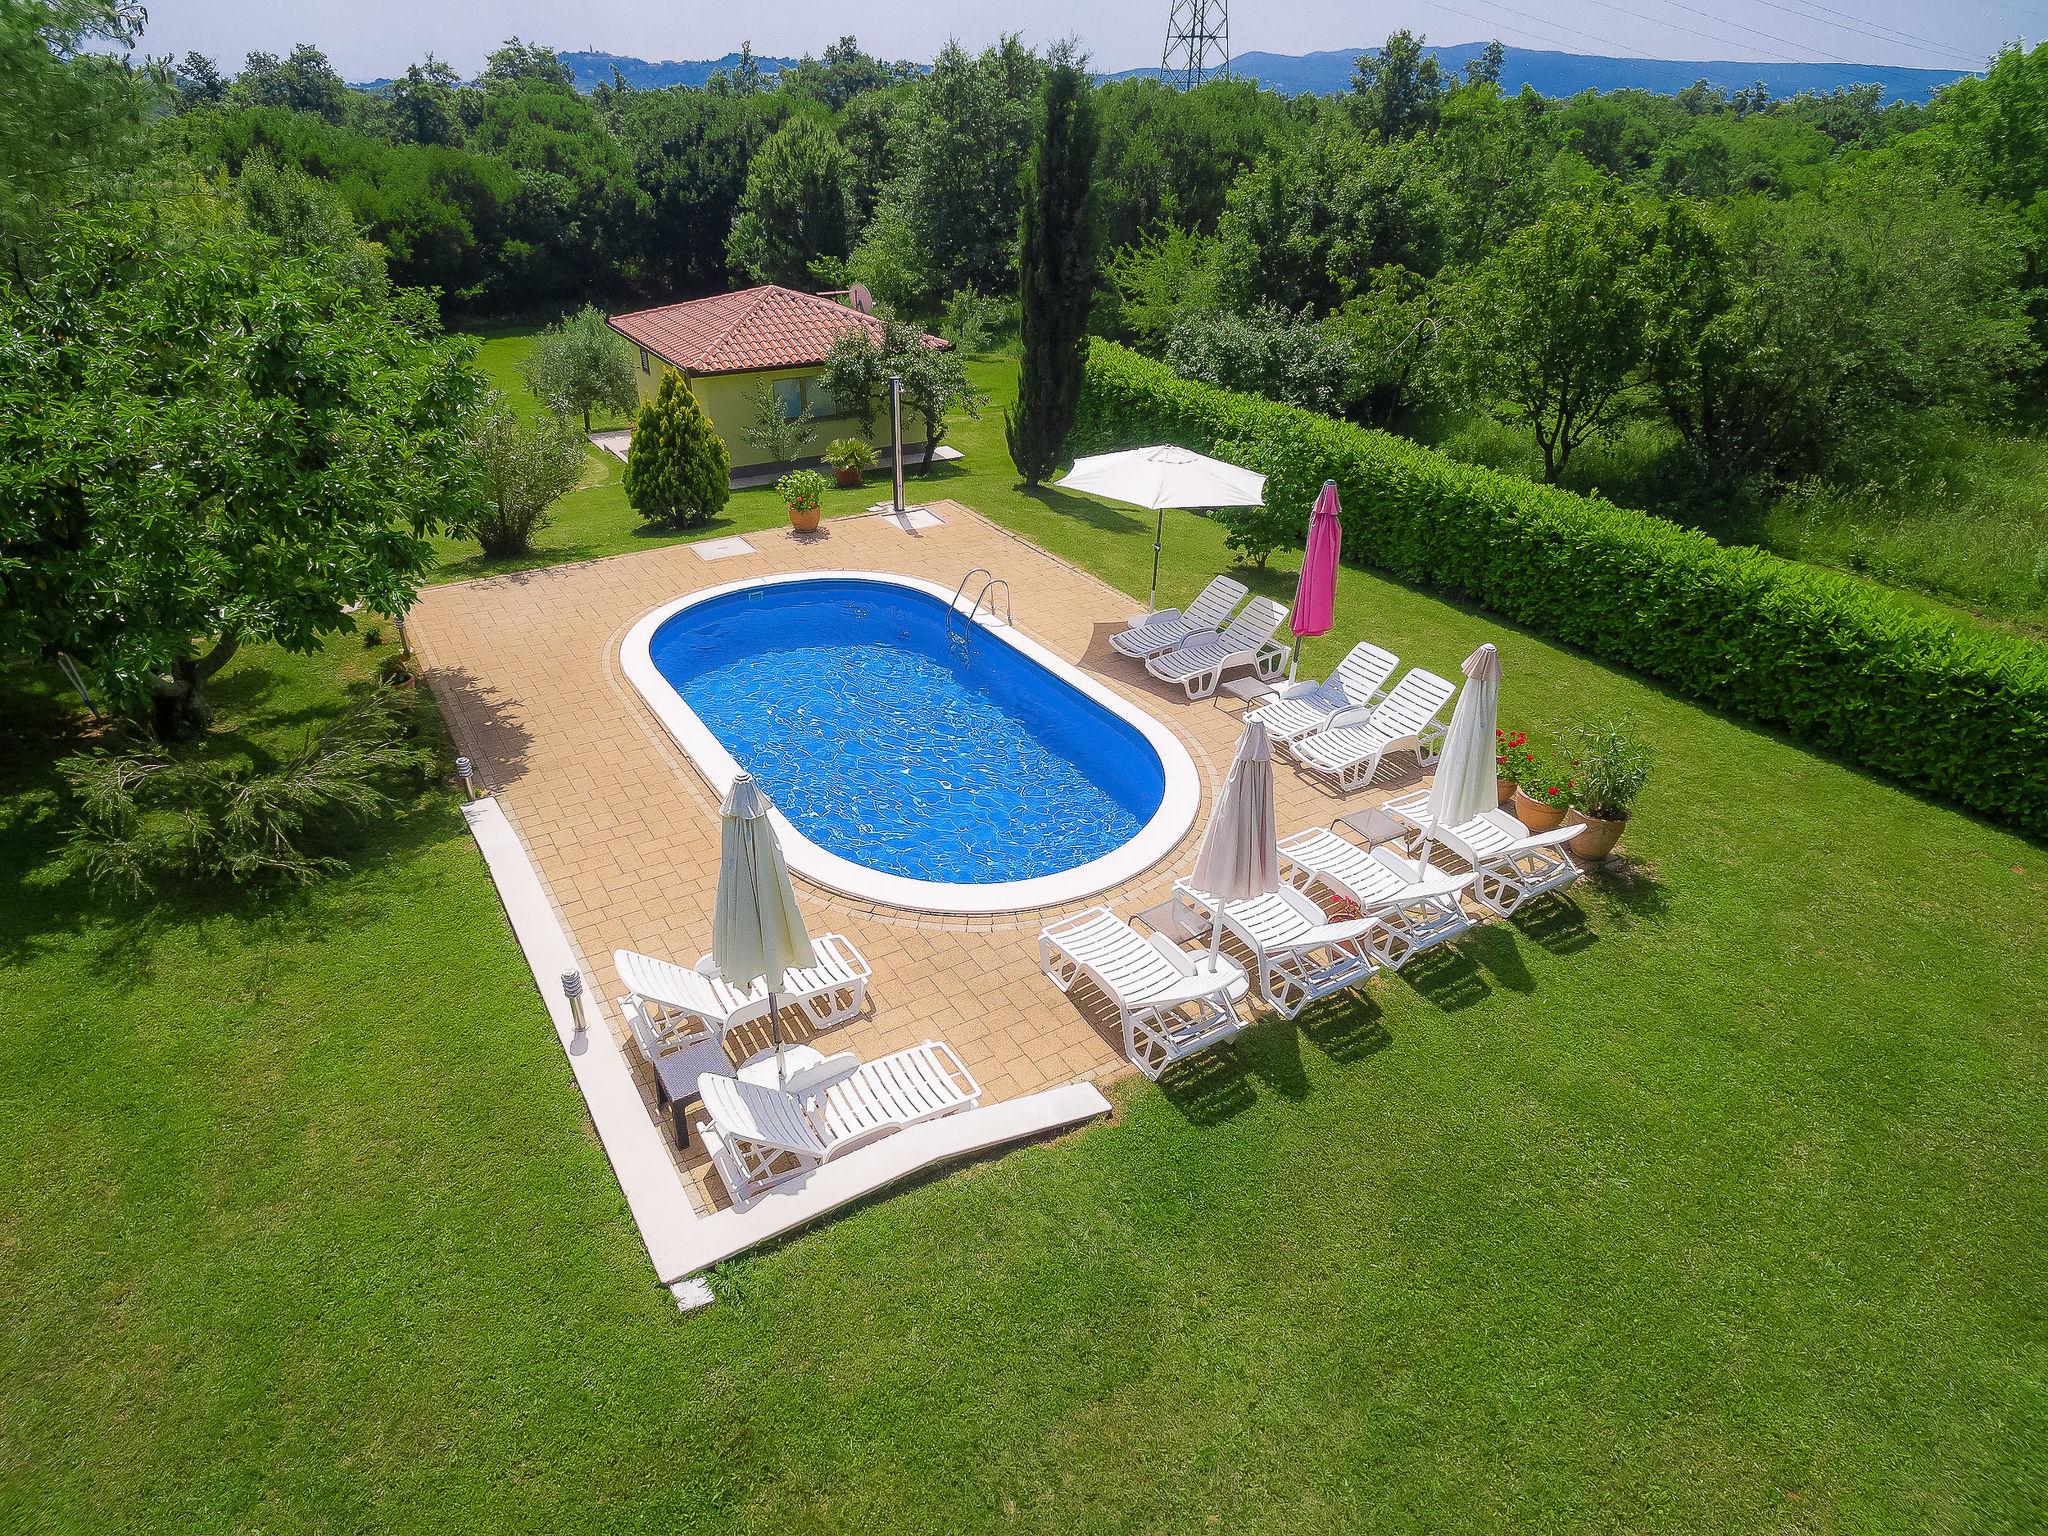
[
  {"left": 556, "top": 50, "right": 800, "bottom": 90},
  {"left": 1110, "top": 43, "right": 1977, "bottom": 104}
]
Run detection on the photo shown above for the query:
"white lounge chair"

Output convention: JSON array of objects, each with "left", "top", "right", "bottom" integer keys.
[
  {"left": 1287, "top": 668, "right": 1457, "bottom": 791},
  {"left": 615, "top": 935, "right": 871, "bottom": 1043},
  {"left": 1425, "top": 809, "right": 1585, "bottom": 917},
  {"left": 695, "top": 1040, "right": 981, "bottom": 1204},
  {"left": 1248, "top": 641, "right": 1400, "bottom": 744},
  {"left": 1038, "top": 906, "right": 1249, "bottom": 1079},
  {"left": 1172, "top": 879, "right": 1380, "bottom": 1020},
  {"left": 1145, "top": 596, "right": 1291, "bottom": 701},
  {"left": 1110, "top": 576, "right": 1248, "bottom": 660},
  {"left": 1277, "top": 822, "right": 1473, "bottom": 969}
]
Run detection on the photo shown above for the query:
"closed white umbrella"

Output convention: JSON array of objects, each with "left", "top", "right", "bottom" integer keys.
[
  {"left": 1419, "top": 644, "right": 1502, "bottom": 858},
  {"left": 713, "top": 773, "right": 817, "bottom": 1085},
  {"left": 1190, "top": 719, "right": 1280, "bottom": 963},
  {"left": 1055, "top": 445, "right": 1266, "bottom": 612}
]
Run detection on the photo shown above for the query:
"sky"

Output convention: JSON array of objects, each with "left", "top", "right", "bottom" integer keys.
[{"left": 136, "top": 0, "right": 2042, "bottom": 82}]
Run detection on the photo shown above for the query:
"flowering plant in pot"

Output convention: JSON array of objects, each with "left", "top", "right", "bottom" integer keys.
[
  {"left": 776, "top": 467, "right": 830, "bottom": 532},
  {"left": 1494, "top": 727, "right": 1529, "bottom": 806},
  {"left": 1511, "top": 741, "right": 1574, "bottom": 833},
  {"left": 823, "top": 437, "right": 877, "bottom": 488},
  {"left": 1560, "top": 719, "right": 1651, "bottom": 861}
]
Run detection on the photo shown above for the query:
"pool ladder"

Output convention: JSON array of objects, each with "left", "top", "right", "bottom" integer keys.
[{"left": 947, "top": 567, "right": 1012, "bottom": 639}]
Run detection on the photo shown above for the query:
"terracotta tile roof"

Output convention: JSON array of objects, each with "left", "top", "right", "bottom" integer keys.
[{"left": 608, "top": 285, "right": 947, "bottom": 376}]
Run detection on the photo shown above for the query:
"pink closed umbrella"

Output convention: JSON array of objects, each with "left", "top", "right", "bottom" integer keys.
[{"left": 1288, "top": 480, "right": 1343, "bottom": 680}]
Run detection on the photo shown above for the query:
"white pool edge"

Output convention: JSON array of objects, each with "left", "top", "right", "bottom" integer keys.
[{"left": 620, "top": 570, "right": 1200, "bottom": 915}]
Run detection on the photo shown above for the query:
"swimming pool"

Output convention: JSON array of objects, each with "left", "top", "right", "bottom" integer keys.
[{"left": 621, "top": 573, "right": 1198, "bottom": 913}]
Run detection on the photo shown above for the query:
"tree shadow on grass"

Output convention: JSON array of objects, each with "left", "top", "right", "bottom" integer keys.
[{"left": 1584, "top": 854, "right": 1671, "bottom": 932}]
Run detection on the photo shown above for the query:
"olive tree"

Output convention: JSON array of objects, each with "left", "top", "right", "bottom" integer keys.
[
  {"left": 469, "top": 400, "right": 588, "bottom": 557},
  {"left": 521, "top": 304, "right": 638, "bottom": 433}
]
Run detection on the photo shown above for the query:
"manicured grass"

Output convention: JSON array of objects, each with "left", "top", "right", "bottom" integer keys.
[{"left": 5, "top": 341, "right": 2045, "bottom": 1531}]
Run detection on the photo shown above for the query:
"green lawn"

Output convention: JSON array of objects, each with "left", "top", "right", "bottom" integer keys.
[{"left": 4, "top": 339, "right": 2045, "bottom": 1532}]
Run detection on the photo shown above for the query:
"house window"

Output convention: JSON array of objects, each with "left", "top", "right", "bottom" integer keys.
[
  {"left": 806, "top": 376, "right": 836, "bottom": 417},
  {"left": 639, "top": 347, "right": 650, "bottom": 374},
  {"left": 772, "top": 378, "right": 804, "bottom": 420}
]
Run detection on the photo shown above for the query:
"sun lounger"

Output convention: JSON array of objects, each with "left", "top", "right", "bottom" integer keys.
[
  {"left": 1038, "top": 906, "right": 1249, "bottom": 1079},
  {"left": 615, "top": 935, "right": 870, "bottom": 1043},
  {"left": 1172, "top": 879, "right": 1379, "bottom": 1019},
  {"left": 1109, "top": 576, "right": 1249, "bottom": 660},
  {"left": 1248, "top": 641, "right": 1400, "bottom": 744},
  {"left": 695, "top": 1040, "right": 982, "bottom": 1204},
  {"left": 1424, "top": 809, "right": 1584, "bottom": 917},
  {"left": 1287, "top": 668, "right": 1457, "bottom": 791},
  {"left": 1145, "top": 596, "right": 1290, "bottom": 701},
  {"left": 1277, "top": 823, "right": 1473, "bottom": 969}
]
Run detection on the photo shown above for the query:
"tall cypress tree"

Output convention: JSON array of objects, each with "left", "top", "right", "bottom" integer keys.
[{"left": 1005, "top": 48, "right": 1101, "bottom": 486}]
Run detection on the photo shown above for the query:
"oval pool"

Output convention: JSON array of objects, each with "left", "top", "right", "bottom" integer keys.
[{"left": 621, "top": 572, "right": 1198, "bottom": 913}]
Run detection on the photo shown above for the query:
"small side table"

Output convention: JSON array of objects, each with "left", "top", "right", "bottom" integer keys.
[
  {"left": 1221, "top": 677, "right": 1279, "bottom": 706},
  {"left": 1135, "top": 891, "right": 1210, "bottom": 944}
]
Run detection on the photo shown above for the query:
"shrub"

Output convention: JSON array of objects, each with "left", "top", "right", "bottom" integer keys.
[
  {"left": 823, "top": 437, "right": 877, "bottom": 472},
  {"left": 468, "top": 400, "right": 587, "bottom": 558},
  {"left": 1074, "top": 342, "right": 2048, "bottom": 836},
  {"left": 776, "top": 468, "right": 829, "bottom": 515},
  {"left": 58, "top": 689, "right": 435, "bottom": 894},
  {"left": 624, "top": 372, "right": 730, "bottom": 527},
  {"left": 941, "top": 287, "right": 1004, "bottom": 354},
  {"left": 1564, "top": 719, "right": 1653, "bottom": 820},
  {"left": 739, "top": 378, "right": 817, "bottom": 466}
]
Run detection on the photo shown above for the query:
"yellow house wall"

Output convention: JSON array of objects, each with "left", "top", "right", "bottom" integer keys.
[{"left": 630, "top": 354, "right": 931, "bottom": 472}]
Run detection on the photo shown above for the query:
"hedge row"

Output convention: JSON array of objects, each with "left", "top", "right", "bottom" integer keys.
[{"left": 1075, "top": 342, "right": 2048, "bottom": 837}]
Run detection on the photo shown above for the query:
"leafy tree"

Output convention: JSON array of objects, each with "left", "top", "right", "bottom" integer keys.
[
  {"left": 481, "top": 37, "right": 573, "bottom": 89},
  {"left": 1008, "top": 51, "right": 1101, "bottom": 485},
  {"left": 468, "top": 400, "right": 587, "bottom": 557},
  {"left": 1212, "top": 128, "right": 1447, "bottom": 315},
  {"left": 234, "top": 151, "right": 387, "bottom": 294},
  {"left": 624, "top": 373, "right": 730, "bottom": 527},
  {"left": 738, "top": 378, "right": 817, "bottom": 464},
  {"left": 615, "top": 87, "right": 796, "bottom": 294},
  {"left": 1326, "top": 266, "right": 1455, "bottom": 424},
  {"left": 1433, "top": 81, "right": 1547, "bottom": 260},
  {"left": 1458, "top": 192, "right": 1653, "bottom": 481},
  {"left": 0, "top": 206, "right": 484, "bottom": 733},
  {"left": 1091, "top": 76, "right": 1303, "bottom": 252},
  {"left": 173, "top": 49, "right": 226, "bottom": 109},
  {"left": 232, "top": 43, "right": 348, "bottom": 121},
  {"left": 1464, "top": 40, "right": 1506, "bottom": 87},
  {"left": 1350, "top": 30, "right": 1445, "bottom": 142},
  {"left": 389, "top": 55, "right": 464, "bottom": 146},
  {"left": 941, "top": 287, "right": 1004, "bottom": 353},
  {"left": 521, "top": 304, "right": 637, "bottom": 432},
  {"left": 1166, "top": 304, "right": 1358, "bottom": 416},
  {"left": 0, "top": 0, "right": 158, "bottom": 245},
  {"left": 1102, "top": 225, "right": 1218, "bottom": 349},
  {"left": 824, "top": 317, "right": 986, "bottom": 472},
  {"left": 725, "top": 114, "right": 856, "bottom": 286},
  {"left": 779, "top": 36, "right": 908, "bottom": 112},
  {"left": 1938, "top": 41, "right": 2048, "bottom": 355}
]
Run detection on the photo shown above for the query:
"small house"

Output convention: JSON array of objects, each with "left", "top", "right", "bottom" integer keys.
[{"left": 608, "top": 285, "right": 950, "bottom": 480}]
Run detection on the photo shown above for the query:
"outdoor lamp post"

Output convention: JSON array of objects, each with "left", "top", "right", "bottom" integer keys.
[
  {"left": 561, "top": 970, "right": 585, "bottom": 1034},
  {"left": 455, "top": 756, "right": 476, "bottom": 799},
  {"left": 889, "top": 372, "right": 905, "bottom": 515}
]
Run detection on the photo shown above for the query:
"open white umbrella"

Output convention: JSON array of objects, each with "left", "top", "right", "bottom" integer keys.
[
  {"left": 713, "top": 773, "right": 817, "bottom": 1085},
  {"left": 1055, "top": 445, "right": 1266, "bottom": 613},
  {"left": 1190, "top": 719, "right": 1280, "bottom": 963},
  {"left": 1419, "top": 644, "right": 1503, "bottom": 858}
]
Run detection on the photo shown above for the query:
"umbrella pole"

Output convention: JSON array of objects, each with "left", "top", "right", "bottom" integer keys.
[
  {"left": 770, "top": 989, "right": 784, "bottom": 1086},
  {"left": 1287, "top": 634, "right": 1302, "bottom": 684},
  {"left": 1148, "top": 507, "right": 1166, "bottom": 612}
]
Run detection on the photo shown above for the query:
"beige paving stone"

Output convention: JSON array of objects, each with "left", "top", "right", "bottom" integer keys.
[{"left": 412, "top": 501, "right": 1446, "bottom": 1207}]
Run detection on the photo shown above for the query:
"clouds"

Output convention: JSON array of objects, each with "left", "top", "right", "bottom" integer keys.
[{"left": 138, "top": 0, "right": 2028, "bottom": 84}]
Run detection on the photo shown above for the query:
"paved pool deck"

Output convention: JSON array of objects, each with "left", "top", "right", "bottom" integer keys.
[{"left": 411, "top": 500, "right": 1440, "bottom": 1211}]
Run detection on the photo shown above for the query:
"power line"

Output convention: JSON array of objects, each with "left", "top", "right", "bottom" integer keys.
[
  {"left": 1743, "top": 0, "right": 1990, "bottom": 68},
  {"left": 1420, "top": 0, "right": 1661, "bottom": 61},
  {"left": 1572, "top": 0, "right": 1807, "bottom": 65},
  {"left": 1641, "top": 0, "right": 1871, "bottom": 66}
]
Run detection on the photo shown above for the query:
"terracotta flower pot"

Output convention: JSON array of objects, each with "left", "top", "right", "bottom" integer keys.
[
  {"left": 1496, "top": 777, "right": 1517, "bottom": 807},
  {"left": 1513, "top": 788, "right": 1568, "bottom": 833},
  {"left": 1567, "top": 810, "right": 1627, "bottom": 862},
  {"left": 788, "top": 504, "right": 821, "bottom": 532},
  {"left": 834, "top": 465, "right": 863, "bottom": 488}
]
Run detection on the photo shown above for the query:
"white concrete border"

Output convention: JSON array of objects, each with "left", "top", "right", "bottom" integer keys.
[
  {"left": 459, "top": 795, "right": 1115, "bottom": 1311},
  {"left": 619, "top": 569, "right": 1201, "bottom": 915}
]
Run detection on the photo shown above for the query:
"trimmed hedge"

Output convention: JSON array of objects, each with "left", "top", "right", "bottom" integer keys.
[{"left": 1076, "top": 343, "right": 2048, "bottom": 837}]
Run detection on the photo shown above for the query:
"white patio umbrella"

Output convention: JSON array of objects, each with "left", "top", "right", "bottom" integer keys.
[
  {"left": 713, "top": 773, "right": 817, "bottom": 1086},
  {"left": 1190, "top": 719, "right": 1280, "bottom": 964},
  {"left": 1054, "top": 445, "right": 1267, "bottom": 612},
  {"left": 1418, "top": 643, "right": 1503, "bottom": 858}
]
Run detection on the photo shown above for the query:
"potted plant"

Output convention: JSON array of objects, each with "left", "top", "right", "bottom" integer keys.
[
  {"left": 777, "top": 468, "right": 830, "bottom": 532},
  {"left": 1494, "top": 727, "right": 1529, "bottom": 806},
  {"left": 1560, "top": 719, "right": 1652, "bottom": 862},
  {"left": 823, "top": 437, "right": 877, "bottom": 488},
  {"left": 1511, "top": 740, "right": 1574, "bottom": 833}
]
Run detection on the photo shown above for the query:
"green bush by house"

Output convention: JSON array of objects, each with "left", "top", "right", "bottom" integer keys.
[{"left": 1075, "top": 343, "right": 2048, "bottom": 836}]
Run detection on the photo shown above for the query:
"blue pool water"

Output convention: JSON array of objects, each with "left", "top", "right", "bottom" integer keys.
[{"left": 648, "top": 578, "right": 1166, "bottom": 884}]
